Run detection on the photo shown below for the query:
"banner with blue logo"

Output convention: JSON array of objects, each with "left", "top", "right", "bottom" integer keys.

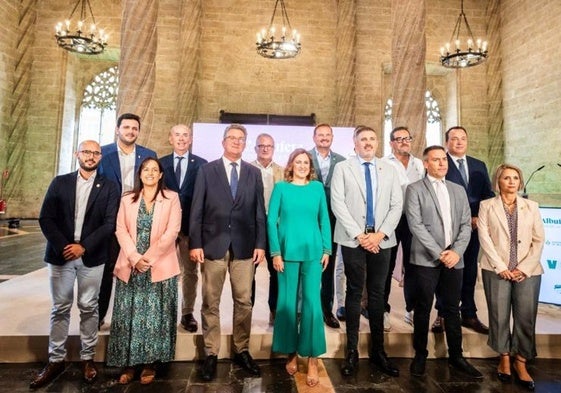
[{"left": 539, "top": 207, "right": 561, "bottom": 305}]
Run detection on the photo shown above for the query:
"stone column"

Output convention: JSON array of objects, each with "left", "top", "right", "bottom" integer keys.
[
  {"left": 117, "top": 0, "right": 158, "bottom": 146},
  {"left": 335, "top": 0, "right": 356, "bottom": 126},
  {"left": 391, "top": 0, "right": 427, "bottom": 155}
]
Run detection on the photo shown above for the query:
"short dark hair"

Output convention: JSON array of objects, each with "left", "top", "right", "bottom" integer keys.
[
  {"left": 353, "top": 125, "right": 376, "bottom": 139},
  {"left": 117, "top": 113, "right": 141, "bottom": 129},
  {"left": 390, "top": 126, "right": 410, "bottom": 141},
  {"left": 422, "top": 145, "right": 446, "bottom": 159},
  {"left": 313, "top": 123, "right": 332, "bottom": 136},
  {"left": 444, "top": 126, "right": 467, "bottom": 142},
  {"left": 223, "top": 124, "right": 247, "bottom": 139}
]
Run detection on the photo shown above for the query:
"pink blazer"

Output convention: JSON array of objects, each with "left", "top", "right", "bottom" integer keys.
[
  {"left": 478, "top": 196, "right": 545, "bottom": 277},
  {"left": 114, "top": 189, "right": 181, "bottom": 283}
]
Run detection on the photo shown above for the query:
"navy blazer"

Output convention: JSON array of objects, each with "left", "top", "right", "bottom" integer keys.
[
  {"left": 98, "top": 143, "right": 157, "bottom": 193},
  {"left": 189, "top": 159, "right": 267, "bottom": 260},
  {"left": 39, "top": 172, "right": 119, "bottom": 267},
  {"left": 446, "top": 153, "right": 494, "bottom": 217},
  {"left": 160, "top": 152, "right": 208, "bottom": 235}
]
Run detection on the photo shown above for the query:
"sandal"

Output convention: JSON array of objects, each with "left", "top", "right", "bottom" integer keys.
[
  {"left": 140, "top": 365, "right": 156, "bottom": 385},
  {"left": 306, "top": 357, "right": 319, "bottom": 387},
  {"left": 118, "top": 367, "right": 135, "bottom": 384},
  {"left": 285, "top": 353, "right": 298, "bottom": 376}
]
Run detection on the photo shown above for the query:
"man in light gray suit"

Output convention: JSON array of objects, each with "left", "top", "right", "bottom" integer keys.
[
  {"left": 309, "top": 123, "right": 346, "bottom": 328},
  {"left": 331, "top": 125, "right": 402, "bottom": 377},
  {"left": 405, "top": 145, "right": 482, "bottom": 379}
]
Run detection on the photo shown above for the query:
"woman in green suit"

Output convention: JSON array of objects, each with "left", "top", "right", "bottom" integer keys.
[{"left": 267, "top": 148, "right": 331, "bottom": 387}]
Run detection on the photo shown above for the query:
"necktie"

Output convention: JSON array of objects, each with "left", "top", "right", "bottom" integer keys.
[
  {"left": 363, "top": 162, "right": 374, "bottom": 227},
  {"left": 435, "top": 180, "right": 452, "bottom": 247},
  {"left": 230, "top": 162, "right": 238, "bottom": 199},
  {"left": 458, "top": 158, "right": 468, "bottom": 185},
  {"left": 175, "top": 156, "right": 184, "bottom": 187}
]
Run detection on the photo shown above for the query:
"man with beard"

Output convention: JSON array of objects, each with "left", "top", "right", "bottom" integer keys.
[
  {"left": 31, "top": 140, "right": 119, "bottom": 389},
  {"left": 97, "top": 113, "right": 157, "bottom": 326}
]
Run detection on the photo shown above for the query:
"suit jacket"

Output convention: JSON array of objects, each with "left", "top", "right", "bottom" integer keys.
[
  {"left": 330, "top": 157, "right": 403, "bottom": 249},
  {"left": 405, "top": 177, "right": 472, "bottom": 268},
  {"left": 98, "top": 143, "right": 157, "bottom": 193},
  {"left": 309, "top": 148, "right": 346, "bottom": 212},
  {"left": 478, "top": 196, "right": 545, "bottom": 277},
  {"left": 114, "top": 190, "right": 182, "bottom": 283},
  {"left": 251, "top": 160, "right": 284, "bottom": 212},
  {"left": 39, "top": 171, "right": 119, "bottom": 267},
  {"left": 446, "top": 153, "right": 494, "bottom": 217},
  {"left": 189, "top": 159, "right": 267, "bottom": 260},
  {"left": 160, "top": 152, "right": 208, "bottom": 235}
]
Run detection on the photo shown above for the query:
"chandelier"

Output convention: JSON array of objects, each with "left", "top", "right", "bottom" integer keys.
[
  {"left": 439, "top": 0, "right": 487, "bottom": 68},
  {"left": 54, "top": 0, "right": 108, "bottom": 55},
  {"left": 256, "top": 0, "right": 301, "bottom": 59}
]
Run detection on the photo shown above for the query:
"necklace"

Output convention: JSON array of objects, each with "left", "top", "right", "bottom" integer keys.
[{"left": 501, "top": 198, "right": 516, "bottom": 206}]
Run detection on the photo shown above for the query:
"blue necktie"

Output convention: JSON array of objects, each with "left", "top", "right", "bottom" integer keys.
[
  {"left": 175, "top": 156, "right": 184, "bottom": 187},
  {"left": 458, "top": 158, "right": 468, "bottom": 185},
  {"left": 230, "top": 162, "right": 238, "bottom": 199},
  {"left": 363, "top": 162, "right": 374, "bottom": 227}
]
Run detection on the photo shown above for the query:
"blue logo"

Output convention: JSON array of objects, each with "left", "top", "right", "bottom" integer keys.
[{"left": 547, "top": 260, "right": 558, "bottom": 269}]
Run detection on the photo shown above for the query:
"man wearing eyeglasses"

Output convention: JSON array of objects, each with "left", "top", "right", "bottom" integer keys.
[
  {"left": 382, "top": 127, "right": 425, "bottom": 331},
  {"left": 190, "top": 124, "right": 266, "bottom": 381},
  {"left": 31, "top": 140, "right": 119, "bottom": 389},
  {"left": 251, "top": 133, "right": 284, "bottom": 324},
  {"left": 97, "top": 113, "right": 157, "bottom": 327}
]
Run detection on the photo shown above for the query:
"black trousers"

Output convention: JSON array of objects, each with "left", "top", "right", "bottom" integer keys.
[
  {"left": 412, "top": 264, "right": 463, "bottom": 359},
  {"left": 98, "top": 234, "right": 119, "bottom": 322},
  {"left": 320, "top": 213, "right": 338, "bottom": 315},
  {"left": 342, "top": 245, "right": 390, "bottom": 353}
]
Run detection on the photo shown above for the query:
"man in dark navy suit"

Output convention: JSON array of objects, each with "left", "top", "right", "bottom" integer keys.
[
  {"left": 160, "top": 124, "right": 207, "bottom": 333},
  {"left": 190, "top": 124, "right": 266, "bottom": 381},
  {"left": 31, "top": 140, "right": 119, "bottom": 389},
  {"left": 431, "top": 126, "right": 494, "bottom": 335},
  {"left": 97, "top": 113, "right": 157, "bottom": 325}
]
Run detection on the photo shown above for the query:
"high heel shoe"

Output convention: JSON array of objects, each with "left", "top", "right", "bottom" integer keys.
[
  {"left": 497, "top": 354, "right": 511, "bottom": 382},
  {"left": 306, "top": 358, "right": 319, "bottom": 387},
  {"left": 513, "top": 357, "right": 535, "bottom": 391},
  {"left": 285, "top": 353, "right": 298, "bottom": 376}
]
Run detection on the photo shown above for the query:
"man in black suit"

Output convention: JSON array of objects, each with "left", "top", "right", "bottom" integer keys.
[
  {"left": 97, "top": 113, "right": 157, "bottom": 326},
  {"left": 431, "top": 126, "right": 494, "bottom": 335},
  {"left": 189, "top": 124, "right": 266, "bottom": 381},
  {"left": 160, "top": 124, "right": 207, "bottom": 333},
  {"left": 31, "top": 140, "right": 119, "bottom": 389}
]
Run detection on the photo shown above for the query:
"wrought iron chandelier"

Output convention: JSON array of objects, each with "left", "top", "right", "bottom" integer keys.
[
  {"left": 439, "top": 0, "right": 487, "bottom": 68},
  {"left": 256, "top": 0, "right": 301, "bottom": 59},
  {"left": 55, "top": 0, "right": 108, "bottom": 55}
]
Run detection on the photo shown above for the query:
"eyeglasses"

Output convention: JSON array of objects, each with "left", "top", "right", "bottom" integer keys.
[
  {"left": 225, "top": 136, "right": 247, "bottom": 143},
  {"left": 256, "top": 144, "right": 274, "bottom": 150},
  {"left": 79, "top": 150, "right": 102, "bottom": 157},
  {"left": 392, "top": 136, "right": 413, "bottom": 143}
]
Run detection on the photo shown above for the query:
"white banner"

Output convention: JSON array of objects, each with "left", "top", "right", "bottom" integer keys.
[{"left": 539, "top": 207, "right": 561, "bottom": 305}]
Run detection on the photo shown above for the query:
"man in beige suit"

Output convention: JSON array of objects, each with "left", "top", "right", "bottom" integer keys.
[{"left": 251, "top": 133, "right": 284, "bottom": 323}]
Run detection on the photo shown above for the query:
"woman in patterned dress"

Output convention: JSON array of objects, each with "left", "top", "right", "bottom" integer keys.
[
  {"left": 107, "top": 157, "right": 182, "bottom": 385},
  {"left": 478, "top": 164, "right": 545, "bottom": 391}
]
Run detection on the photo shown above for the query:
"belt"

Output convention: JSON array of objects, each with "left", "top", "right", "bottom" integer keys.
[{"left": 364, "top": 226, "right": 375, "bottom": 233}]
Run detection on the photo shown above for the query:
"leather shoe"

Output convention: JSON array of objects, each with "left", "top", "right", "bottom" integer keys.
[
  {"left": 30, "top": 361, "right": 65, "bottom": 389},
  {"left": 431, "top": 316, "right": 444, "bottom": 333},
  {"left": 341, "top": 349, "right": 359, "bottom": 376},
  {"left": 410, "top": 354, "right": 426, "bottom": 377},
  {"left": 200, "top": 355, "right": 217, "bottom": 381},
  {"left": 323, "top": 312, "right": 341, "bottom": 328},
  {"left": 82, "top": 360, "right": 98, "bottom": 383},
  {"left": 449, "top": 356, "right": 484, "bottom": 379},
  {"left": 461, "top": 317, "right": 489, "bottom": 335},
  {"left": 370, "top": 351, "right": 399, "bottom": 377},
  {"left": 233, "top": 351, "right": 260, "bottom": 376},
  {"left": 181, "top": 313, "right": 198, "bottom": 333},
  {"left": 336, "top": 306, "right": 346, "bottom": 322}
]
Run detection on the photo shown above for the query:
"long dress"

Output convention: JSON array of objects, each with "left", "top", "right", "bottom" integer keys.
[
  {"left": 106, "top": 199, "right": 178, "bottom": 367},
  {"left": 267, "top": 181, "right": 331, "bottom": 357}
]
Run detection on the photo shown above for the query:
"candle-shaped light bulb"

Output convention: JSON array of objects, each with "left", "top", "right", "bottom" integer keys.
[
  {"left": 476, "top": 38, "right": 482, "bottom": 50},
  {"left": 440, "top": 47, "right": 445, "bottom": 56},
  {"left": 482, "top": 41, "right": 488, "bottom": 52},
  {"left": 445, "top": 42, "right": 451, "bottom": 52},
  {"left": 282, "top": 26, "right": 286, "bottom": 38},
  {"left": 55, "top": 22, "right": 62, "bottom": 33},
  {"left": 77, "top": 20, "right": 83, "bottom": 31},
  {"left": 90, "top": 24, "right": 96, "bottom": 34},
  {"left": 467, "top": 38, "right": 473, "bottom": 49},
  {"left": 65, "top": 19, "right": 70, "bottom": 30},
  {"left": 296, "top": 33, "right": 300, "bottom": 43},
  {"left": 270, "top": 26, "right": 275, "bottom": 37},
  {"left": 455, "top": 39, "right": 460, "bottom": 50}
]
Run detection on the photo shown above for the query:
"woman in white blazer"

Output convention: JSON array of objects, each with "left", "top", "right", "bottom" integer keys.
[{"left": 478, "top": 163, "right": 545, "bottom": 391}]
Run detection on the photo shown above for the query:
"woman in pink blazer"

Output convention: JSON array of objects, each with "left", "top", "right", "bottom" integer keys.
[
  {"left": 478, "top": 163, "right": 544, "bottom": 391},
  {"left": 106, "top": 157, "right": 181, "bottom": 385}
]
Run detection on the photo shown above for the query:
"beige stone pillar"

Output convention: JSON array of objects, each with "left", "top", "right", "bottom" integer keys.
[
  {"left": 391, "top": 0, "right": 427, "bottom": 156},
  {"left": 117, "top": 0, "right": 158, "bottom": 146},
  {"left": 335, "top": 0, "right": 356, "bottom": 127}
]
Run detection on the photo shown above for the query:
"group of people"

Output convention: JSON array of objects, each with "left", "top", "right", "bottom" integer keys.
[{"left": 30, "top": 115, "right": 545, "bottom": 392}]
